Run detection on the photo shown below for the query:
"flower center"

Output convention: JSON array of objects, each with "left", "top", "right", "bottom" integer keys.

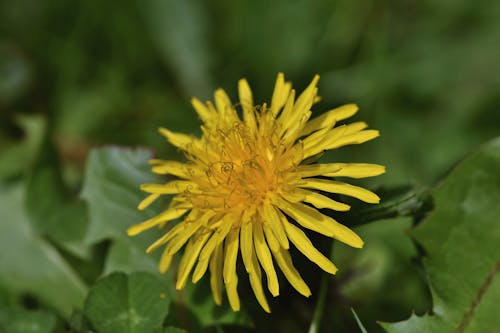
[{"left": 200, "top": 120, "right": 283, "bottom": 211}]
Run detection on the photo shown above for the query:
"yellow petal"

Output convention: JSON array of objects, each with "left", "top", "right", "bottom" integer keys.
[
  {"left": 140, "top": 181, "right": 198, "bottom": 194},
  {"left": 151, "top": 160, "right": 200, "bottom": 178},
  {"left": 127, "top": 208, "right": 189, "bottom": 236},
  {"left": 192, "top": 215, "right": 233, "bottom": 282},
  {"left": 299, "top": 104, "right": 358, "bottom": 136},
  {"left": 281, "top": 110, "right": 312, "bottom": 146},
  {"left": 166, "top": 222, "right": 203, "bottom": 256},
  {"left": 226, "top": 280, "right": 240, "bottom": 312},
  {"left": 238, "top": 79, "right": 257, "bottom": 131},
  {"left": 224, "top": 228, "right": 240, "bottom": 311},
  {"left": 192, "top": 252, "right": 213, "bottom": 283},
  {"left": 292, "top": 75, "right": 319, "bottom": 119},
  {"left": 326, "top": 129, "right": 380, "bottom": 150},
  {"left": 293, "top": 189, "right": 351, "bottom": 211},
  {"left": 176, "top": 231, "right": 211, "bottom": 290},
  {"left": 343, "top": 121, "right": 368, "bottom": 135},
  {"left": 158, "top": 247, "right": 174, "bottom": 273},
  {"left": 240, "top": 221, "right": 254, "bottom": 273},
  {"left": 191, "top": 97, "right": 212, "bottom": 123},
  {"left": 223, "top": 228, "right": 240, "bottom": 284},
  {"left": 209, "top": 243, "right": 224, "bottom": 305},
  {"left": 168, "top": 211, "right": 214, "bottom": 255},
  {"left": 323, "top": 163, "right": 386, "bottom": 179},
  {"left": 297, "top": 163, "right": 385, "bottom": 179},
  {"left": 277, "top": 198, "right": 363, "bottom": 248},
  {"left": 158, "top": 127, "right": 198, "bottom": 150},
  {"left": 270, "top": 73, "right": 292, "bottom": 116},
  {"left": 262, "top": 204, "right": 289, "bottom": 249},
  {"left": 296, "top": 164, "right": 343, "bottom": 178},
  {"left": 239, "top": 220, "right": 271, "bottom": 312},
  {"left": 300, "top": 125, "right": 347, "bottom": 159},
  {"left": 249, "top": 250, "right": 271, "bottom": 313},
  {"left": 273, "top": 247, "right": 311, "bottom": 297},
  {"left": 279, "top": 75, "right": 319, "bottom": 141},
  {"left": 300, "top": 178, "right": 380, "bottom": 204},
  {"left": 214, "top": 88, "right": 231, "bottom": 114},
  {"left": 214, "top": 88, "right": 238, "bottom": 122},
  {"left": 254, "top": 223, "right": 279, "bottom": 296},
  {"left": 137, "top": 193, "right": 160, "bottom": 211},
  {"left": 145, "top": 222, "right": 185, "bottom": 253},
  {"left": 262, "top": 222, "right": 280, "bottom": 253},
  {"left": 276, "top": 90, "right": 296, "bottom": 137},
  {"left": 284, "top": 221, "right": 338, "bottom": 274}
]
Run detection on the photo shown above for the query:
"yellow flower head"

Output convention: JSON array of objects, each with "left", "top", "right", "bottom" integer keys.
[{"left": 128, "top": 73, "right": 385, "bottom": 313}]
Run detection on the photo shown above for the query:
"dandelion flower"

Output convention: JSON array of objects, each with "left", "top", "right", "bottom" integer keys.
[{"left": 127, "top": 73, "right": 385, "bottom": 312}]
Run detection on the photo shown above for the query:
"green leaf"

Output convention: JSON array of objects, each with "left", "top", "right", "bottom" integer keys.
[
  {"left": 382, "top": 138, "right": 500, "bottom": 332},
  {"left": 168, "top": 278, "right": 253, "bottom": 329},
  {"left": 0, "top": 184, "right": 87, "bottom": 318},
  {"left": 80, "top": 146, "right": 162, "bottom": 273},
  {"left": 81, "top": 146, "right": 157, "bottom": 244},
  {"left": 104, "top": 238, "right": 158, "bottom": 275},
  {"left": 68, "top": 309, "right": 93, "bottom": 333},
  {"left": 0, "top": 307, "right": 57, "bottom": 333},
  {"left": 330, "top": 217, "right": 430, "bottom": 332},
  {"left": 25, "top": 141, "right": 90, "bottom": 259},
  {"left": 84, "top": 272, "right": 170, "bottom": 333}
]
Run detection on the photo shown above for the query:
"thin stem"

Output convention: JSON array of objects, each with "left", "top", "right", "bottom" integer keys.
[{"left": 308, "top": 242, "right": 335, "bottom": 333}]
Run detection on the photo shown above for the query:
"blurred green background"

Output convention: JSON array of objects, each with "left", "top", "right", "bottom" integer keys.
[{"left": 1, "top": 0, "right": 499, "bottom": 332}]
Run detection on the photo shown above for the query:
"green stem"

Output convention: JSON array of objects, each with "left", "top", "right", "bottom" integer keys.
[{"left": 308, "top": 242, "right": 335, "bottom": 333}]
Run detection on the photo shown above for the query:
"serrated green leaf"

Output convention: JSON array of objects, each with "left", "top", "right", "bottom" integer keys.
[
  {"left": 0, "top": 307, "right": 57, "bottom": 333},
  {"left": 382, "top": 138, "right": 500, "bottom": 332},
  {"left": 84, "top": 272, "right": 170, "bottom": 333},
  {"left": 0, "top": 184, "right": 87, "bottom": 318}
]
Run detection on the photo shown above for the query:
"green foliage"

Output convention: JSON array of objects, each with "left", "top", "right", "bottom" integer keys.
[
  {"left": 82, "top": 147, "right": 157, "bottom": 244},
  {"left": 162, "top": 327, "right": 188, "bottom": 333},
  {"left": 1, "top": 0, "right": 499, "bottom": 332},
  {"left": 0, "top": 307, "right": 56, "bottom": 333},
  {"left": 84, "top": 272, "right": 171, "bottom": 333},
  {"left": 175, "top": 279, "right": 253, "bottom": 329},
  {"left": 382, "top": 138, "right": 500, "bottom": 332},
  {"left": 26, "top": 140, "right": 90, "bottom": 260},
  {"left": 0, "top": 115, "right": 45, "bottom": 180},
  {"left": 0, "top": 184, "right": 87, "bottom": 318},
  {"left": 81, "top": 147, "right": 161, "bottom": 275}
]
